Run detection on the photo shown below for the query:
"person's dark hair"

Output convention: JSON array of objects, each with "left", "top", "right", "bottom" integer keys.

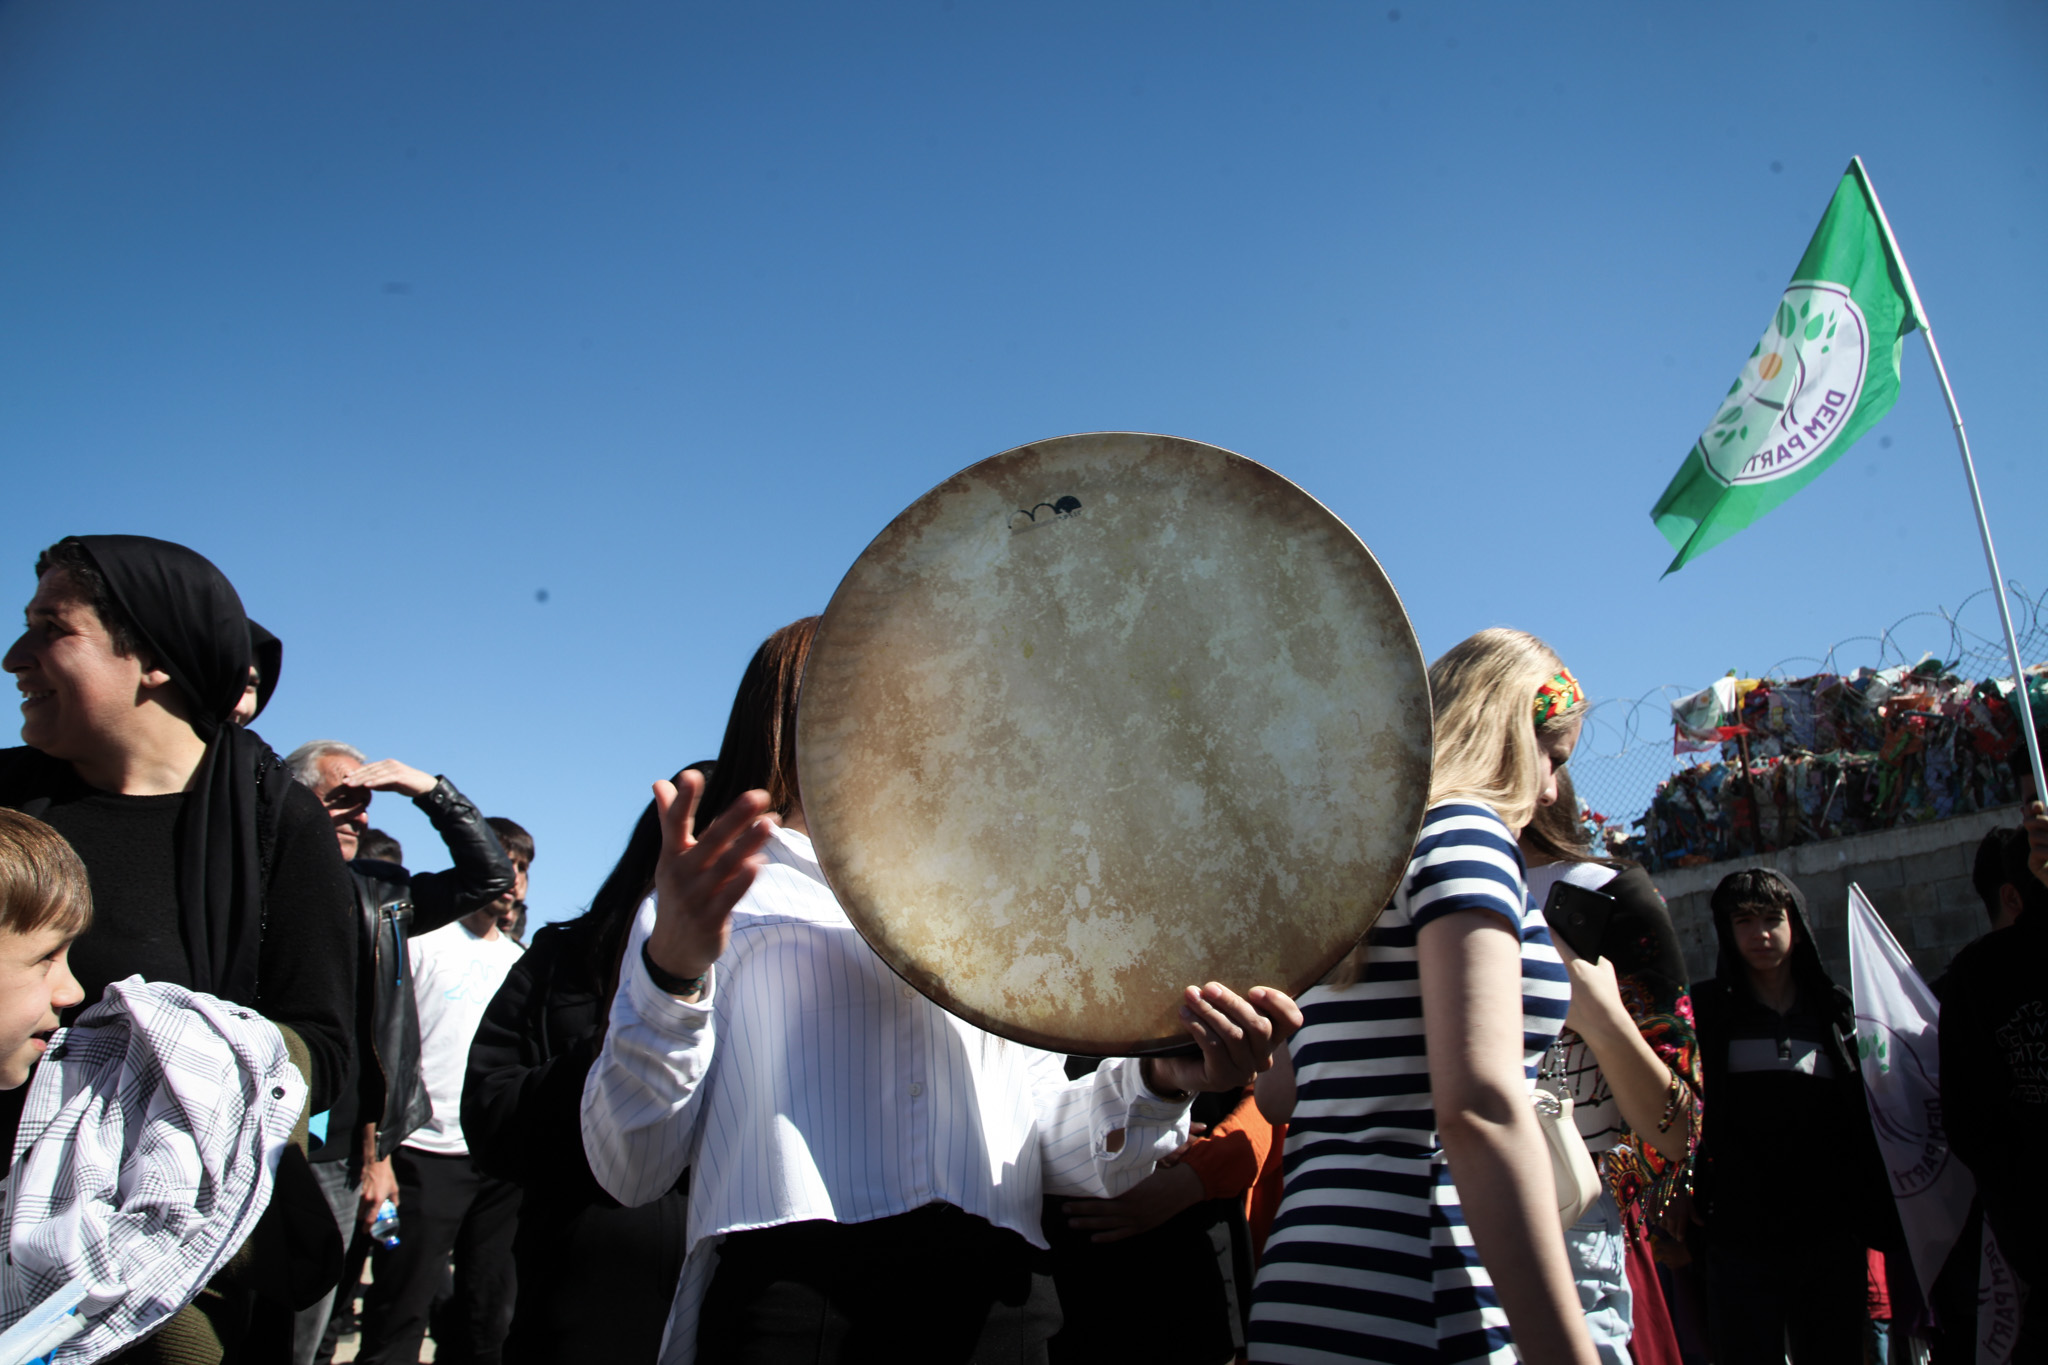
[
  {"left": 1520, "top": 768, "right": 1615, "bottom": 866},
  {"left": 34, "top": 539, "right": 149, "bottom": 662},
  {"left": 586, "top": 805, "right": 659, "bottom": 927},
  {"left": 486, "top": 817, "right": 534, "bottom": 866},
  {"left": 357, "top": 828, "right": 404, "bottom": 865},
  {"left": 1972, "top": 826, "right": 2048, "bottom": 925},
  {"left": 695, "top": 618, "right": 820, "bottom": 832},
  {"left": 1710, "top": 867, "right": 1802, "bottom": 935}
]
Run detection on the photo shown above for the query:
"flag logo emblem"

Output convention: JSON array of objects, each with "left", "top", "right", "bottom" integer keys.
[{"left": 1698, "top": 281, "right": 1869, "bottom": 487}]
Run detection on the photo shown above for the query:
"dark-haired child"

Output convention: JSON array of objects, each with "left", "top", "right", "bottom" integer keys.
[{"left": 1691, "top": 868, "right": 1892, "bottom": 1364}]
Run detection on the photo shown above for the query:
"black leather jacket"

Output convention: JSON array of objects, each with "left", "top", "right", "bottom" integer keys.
[{"left": 317, "top": 777, "right": 514, "bottom": 1165}]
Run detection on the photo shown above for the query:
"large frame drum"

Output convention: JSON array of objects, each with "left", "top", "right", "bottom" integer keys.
[{"left": 797, "top": 432, "right": 1431, "bottom": 1054}]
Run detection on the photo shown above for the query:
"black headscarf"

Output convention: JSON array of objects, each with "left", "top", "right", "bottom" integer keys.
[
  {"left": 73, "top": 536, "right": 290, "bottom": 1002},
  {"left": 247, "top": 620, "right": 283, "bottom": 720}
]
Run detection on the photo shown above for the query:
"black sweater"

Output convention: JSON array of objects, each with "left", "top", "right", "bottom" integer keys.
[
  {"left": 464, "top": 912, "right": 686, "bottom": 1365},
  {"left": 1939, "top": 909, "right": 2048, "bottom": 1293},
  {"left": 1692, "top": 877, "right": 1895, "bottom": 1253},
  {"left": 4, "top": 750, "right": 356, "bottom": 1111}
]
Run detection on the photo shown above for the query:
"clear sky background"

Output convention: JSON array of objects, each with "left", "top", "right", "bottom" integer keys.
[{"left": 3, "top": 1, "right": 2044, "bottom": 926}]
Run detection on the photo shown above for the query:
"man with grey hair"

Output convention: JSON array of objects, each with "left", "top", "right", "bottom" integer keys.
[{"left": 283, "top": 741, "right": 513, "bottom": 1365}]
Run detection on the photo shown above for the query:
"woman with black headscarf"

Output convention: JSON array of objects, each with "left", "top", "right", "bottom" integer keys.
[{"left": 0, "top": 535, "right": 354, "bottom": 1110}]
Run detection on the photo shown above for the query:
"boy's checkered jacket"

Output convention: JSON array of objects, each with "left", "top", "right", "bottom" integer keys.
[{"left": 0, "top": 977, "right": 304, "bottom": 1362}]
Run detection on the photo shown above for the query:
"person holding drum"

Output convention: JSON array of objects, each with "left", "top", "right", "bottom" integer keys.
[
  {"left": 1248, "top": 628, "right": 1600, "bottom": 1365},
  {"left": 578, "top": 618, "right": 1303, "bottom": 1364}
]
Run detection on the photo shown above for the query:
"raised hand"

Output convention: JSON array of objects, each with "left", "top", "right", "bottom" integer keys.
[
  {"left": 644, "top": 771, "right": 777, "bottom": 992},
  {"left": 338, "top": 758, "right": 437, "bottom": 798},
  {"left": 1143, "top": 983, "right": 1303, "bottom": 1098}
]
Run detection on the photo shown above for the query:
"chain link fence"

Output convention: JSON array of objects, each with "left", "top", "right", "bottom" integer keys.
[{"left": 1568, "top": 582, "right": 2048, "bottom": 846}]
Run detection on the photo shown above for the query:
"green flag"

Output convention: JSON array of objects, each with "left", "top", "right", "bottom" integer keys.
[{"left": 1652, "top": 159, "right": 1927, "bottom": 574}]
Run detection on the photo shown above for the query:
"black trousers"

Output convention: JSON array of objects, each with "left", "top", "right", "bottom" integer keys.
[
  {"left": 356, "top": 1148, "right": 522, "bottom": 1365},
  {"left": 1043, "top": 1193, "right": 1245, "bottom": 1363},
  {"left": 699, "top": 1204, "right": 1062, "bottom": 1364},
  {"left": 1704, "top": 1236, "right": 1867, "bottom": 1365}
]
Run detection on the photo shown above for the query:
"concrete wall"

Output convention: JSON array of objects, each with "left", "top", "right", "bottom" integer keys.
[{"left": 1648, "top": 805, "right": 2019, "bottom": 988}]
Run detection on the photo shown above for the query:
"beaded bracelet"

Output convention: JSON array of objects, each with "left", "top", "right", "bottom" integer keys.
[{"left": 1655, "top": 1066, "right": 1686, "bottom": 1134}]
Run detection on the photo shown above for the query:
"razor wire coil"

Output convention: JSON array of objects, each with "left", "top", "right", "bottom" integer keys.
[{"left": 1568, "top": 581, "right": 2048, "bottom": 841}]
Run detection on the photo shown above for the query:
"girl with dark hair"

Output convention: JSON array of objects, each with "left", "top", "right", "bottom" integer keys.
[
  {"left": 1520, "top": 770, "right": 1700, "bottom": 1365},
  {"left": 462, "top": 763, "right": 713, "bottom": 1365},
  {"left": 578, "top": 619, "right": 1301, "bottom": 1365},
  {"left": 1691, "top": 867, "right": 1894, "bottom": 1364}
]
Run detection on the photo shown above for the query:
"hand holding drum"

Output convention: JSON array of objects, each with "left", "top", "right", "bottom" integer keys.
[
  {"left": 1142, "top": 982, "right": 1305, "bottom": 1097},
  {"left": 643, "top": 767, "right": 1303, "bottom": 1088}
]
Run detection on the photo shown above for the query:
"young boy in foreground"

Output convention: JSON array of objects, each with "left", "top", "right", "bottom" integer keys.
[{"left": 0, "top": 810, "right": 87, "bottom": 1091}]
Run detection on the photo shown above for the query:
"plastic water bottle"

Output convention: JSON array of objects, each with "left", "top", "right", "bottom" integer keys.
[{"left": 370, "top": 1199, "right": 401, "bottom": 1249}]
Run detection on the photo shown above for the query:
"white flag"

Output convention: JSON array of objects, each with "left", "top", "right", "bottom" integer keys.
[{"left": 1848, "top": 884, "right": 1975, "bottom": 1306}]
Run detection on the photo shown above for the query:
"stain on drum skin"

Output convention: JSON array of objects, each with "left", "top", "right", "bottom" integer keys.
[{"left": 797, "top": 432, "right": 1433, "bottom": 1055}]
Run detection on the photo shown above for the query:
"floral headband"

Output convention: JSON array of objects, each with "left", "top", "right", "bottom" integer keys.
[{"left": 1534, "top": 668, "right": 1585, "bottom": 726}]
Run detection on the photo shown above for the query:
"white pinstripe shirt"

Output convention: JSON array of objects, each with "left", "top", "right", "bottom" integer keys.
[{"left": 580, "top": 826, "right": 1192, "bottom": 1361}]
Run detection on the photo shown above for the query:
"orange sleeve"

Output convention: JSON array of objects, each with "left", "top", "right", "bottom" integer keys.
[
  {"left": 1248, "top": 1123, "right": 1286, "bottom": 1261},
  {"left": 1175, "top": 1085, "right": 1277, "bottom": 1202}
]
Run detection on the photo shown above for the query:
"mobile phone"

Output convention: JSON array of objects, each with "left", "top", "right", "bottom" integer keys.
[{"left": 1543, "top": 880, "right": 1618, "bottom": 964}]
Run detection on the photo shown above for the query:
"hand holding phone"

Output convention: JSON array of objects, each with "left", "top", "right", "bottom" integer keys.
[{"left": 1543, "top": 880, "right": 1617, "bottom": 964}]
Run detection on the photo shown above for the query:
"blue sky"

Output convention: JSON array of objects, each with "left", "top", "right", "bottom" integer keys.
[{"left": 4, "top": 1, "right": 2044, "bottom": 923}]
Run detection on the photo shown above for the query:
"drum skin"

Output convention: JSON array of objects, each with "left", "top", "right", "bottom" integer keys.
[{"left": 797, "top": 432, "right": 1432, "bottom": 1055}]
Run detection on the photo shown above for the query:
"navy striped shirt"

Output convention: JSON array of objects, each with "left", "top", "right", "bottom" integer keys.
[{"left": 1248, "top": 800, "right": 1570, "bottom": 1364}]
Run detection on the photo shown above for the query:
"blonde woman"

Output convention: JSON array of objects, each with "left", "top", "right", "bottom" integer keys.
[{"left": 1248, "top": 629, "right": 1599, "bottom": 1365}]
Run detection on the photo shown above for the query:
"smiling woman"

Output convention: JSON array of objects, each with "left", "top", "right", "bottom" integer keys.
[
  {"left": 7, "top": 558, "right": 188, "bottom": 783},
  {"left": 0, "top": 535, "right": 355, "bottom": 1106},
  {"left": 0, "top": 534, "right": 359, "bottom": 1353},
  {"left": 0, "top": 537, "right": 367, "bottom": 1353}
]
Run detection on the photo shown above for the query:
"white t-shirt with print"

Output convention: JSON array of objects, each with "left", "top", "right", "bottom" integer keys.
[{"left": 404, "top": 920, "right": 524, "bottom": 1156}]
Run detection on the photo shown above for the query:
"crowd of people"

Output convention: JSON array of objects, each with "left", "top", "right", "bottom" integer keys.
[{"left": 0, "top": 531, "right": 2039, "bottom": 1365}]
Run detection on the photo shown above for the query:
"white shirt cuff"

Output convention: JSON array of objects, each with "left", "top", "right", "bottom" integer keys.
[{"left": 627, "top": 949, "right": 717, "bottom": 1037}]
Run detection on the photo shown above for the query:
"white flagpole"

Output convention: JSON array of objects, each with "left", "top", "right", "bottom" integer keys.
[{"left": 1856, "top": 157, "right": 2048, "bottom": 805}]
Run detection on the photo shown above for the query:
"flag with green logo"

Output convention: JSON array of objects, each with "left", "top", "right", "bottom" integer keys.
[{"left": 1652, "top": 159, "right": 1928, "bottom": 574}]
